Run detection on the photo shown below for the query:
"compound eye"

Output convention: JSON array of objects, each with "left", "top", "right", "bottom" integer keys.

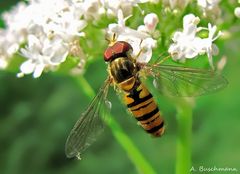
[
  {"left": 118, "top": 41, "right": 133, "bottom": 54},
  {"left": 103, "top": 41, "right": 133, "bottom": 62},
  {"left": 103, "top": 48, "right": 113, "bottom": 62}
]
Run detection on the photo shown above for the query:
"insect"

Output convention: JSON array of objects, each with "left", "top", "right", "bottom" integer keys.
[{"left": 65, "top": 40, "right": 228, "bottom": 159}]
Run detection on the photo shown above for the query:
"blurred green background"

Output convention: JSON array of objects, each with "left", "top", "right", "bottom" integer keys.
[{"left": 1, "top": 1, "right": 240, "bottom": 174}]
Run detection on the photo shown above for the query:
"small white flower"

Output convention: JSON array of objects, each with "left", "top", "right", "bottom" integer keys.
[
  {"left": 137, "top": 13, "right": 159, "bottom": 38},
  {"left": 183, "top": 14, "right": 200, "bottom": 32},
  {"left": 234, "top": 7, "right": 240, "bottom": 18},
  {"left": 0, "top": 2, "right": 29, "bottom": 68},
  {"left": 162, "top": 0, "right": 190, "bottom": 10},
  {"left": 107, "top": 10, "right": 149, "bottom": 40},
  {"left": 197, "top": 0, "right": 221, "bottom": 18},
  {"left": 0, "top": 59, "right": 8, "bottom": 69},
  {"left": 137, "top": 38, "right": 157, "bottom": 63},
  {"left": 168, "top": 13, "right": 221, "bottom": 68},
  {"left": 78, "top": 0, "right": 105, "bottom": 21},
  {"left": 106, "top": 10, "right": 157, "bottom": 63},
  {"left": 144, "top": 13, "right": 159, "bottom": 32},
  {"left": 101, "top": 0, "right": 148, "bottom": 17},
  {"left": 195, "top": 23, "right": 221, "bottom": 68},
  {"left": 168, "top": 14, "right": 201, "bottom": 61},
  {"left": 197, "top": 0, "right": 220, "bottom": 10},
  {"left": 19, "top": 32, "right": 69, "bottom": 78},
  {"left": 0, "top": 29, "right": 23, "bottom": 68},
  {"left": 43, "top": 10, "right": 87, "bottom": 42}
]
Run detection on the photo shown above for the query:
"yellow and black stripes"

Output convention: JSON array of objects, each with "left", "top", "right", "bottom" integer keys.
[
  {"left": 123, "top": 82, "right": 165, "bottom": 137},
  {"left": 108, "top": 53, "right": 164, "bottom": 137}
]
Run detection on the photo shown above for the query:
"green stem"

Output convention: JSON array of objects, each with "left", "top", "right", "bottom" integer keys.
[
  {"left": 175, "top": 99, "right": 193, "bottom": 174},
  {"left": 74, "top": 76, "right": 157, "bottom": 174}
]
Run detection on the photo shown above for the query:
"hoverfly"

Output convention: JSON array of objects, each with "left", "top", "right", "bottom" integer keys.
[{"left": 65, "top": 39, "right": 227, "bottom": 159}]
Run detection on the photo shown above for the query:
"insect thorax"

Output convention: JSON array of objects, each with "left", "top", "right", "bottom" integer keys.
[{"left": 110, "top": 57, "right": 139, "bottom": 91}]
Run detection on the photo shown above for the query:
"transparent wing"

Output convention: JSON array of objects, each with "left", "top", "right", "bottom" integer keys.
[
  {"left": 65, "top": 78, "right": 111, "bottom": 159},
  {"left": 142, "top": 64, "right": 228, "bottom": 97}
]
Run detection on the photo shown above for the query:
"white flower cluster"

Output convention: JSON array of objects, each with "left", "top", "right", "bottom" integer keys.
[
  {"left": 0, "top": 0, "right": 150, "bottom": 78},
  {"left": 197, "top": 0, "right": 221, "bottom": 18},
  {"left": 0, "top": 2, "right": 27, "bottom": 69},
  {"left": 106, "top": 10, "right": 158, "bottom": 63},
  {"left": 168, "top": 14, "right": 221, "bottom": 68}
]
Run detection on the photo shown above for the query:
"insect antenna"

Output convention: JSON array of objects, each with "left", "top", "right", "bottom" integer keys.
[
  {"left": 153, "top": 52, "right": 171, "bottom": 65},
  {"left": 105, "top": 32, "right": 118, "bottom": 46}
]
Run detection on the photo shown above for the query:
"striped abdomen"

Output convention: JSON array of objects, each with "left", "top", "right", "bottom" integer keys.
[
  {"left": 109, "top": 56, "right": 164, "bottom": 136},
  {"left": 122, "top": 82, "right": 165, "bottom": 137}
]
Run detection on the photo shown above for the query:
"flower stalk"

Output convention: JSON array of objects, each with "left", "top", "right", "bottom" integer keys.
[
  {"left": 175, "top": 98, "right": 193, "bottom": 174},
  {"left": 74, "top": 75, "right": 157, "bottom": 174}
]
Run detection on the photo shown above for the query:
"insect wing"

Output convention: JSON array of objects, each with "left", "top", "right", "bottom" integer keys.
[
  {"left": 65, "top": 79, "right": 111, "bottom": 159},
  {"left": 144, "top": 64, "right": 228, "bottom": 97}
]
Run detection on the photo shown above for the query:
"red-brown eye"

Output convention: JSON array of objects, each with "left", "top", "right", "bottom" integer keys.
[{"left": 103, "top": 41, "right": 133, "bottom": 62}]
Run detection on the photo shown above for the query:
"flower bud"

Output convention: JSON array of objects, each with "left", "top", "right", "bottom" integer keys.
[
  {"left": 234, "top": 7, "right": 240, "bottom": 18},
  {"left": 144, "top": 13, "right": 159, "bottom": 32}
]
